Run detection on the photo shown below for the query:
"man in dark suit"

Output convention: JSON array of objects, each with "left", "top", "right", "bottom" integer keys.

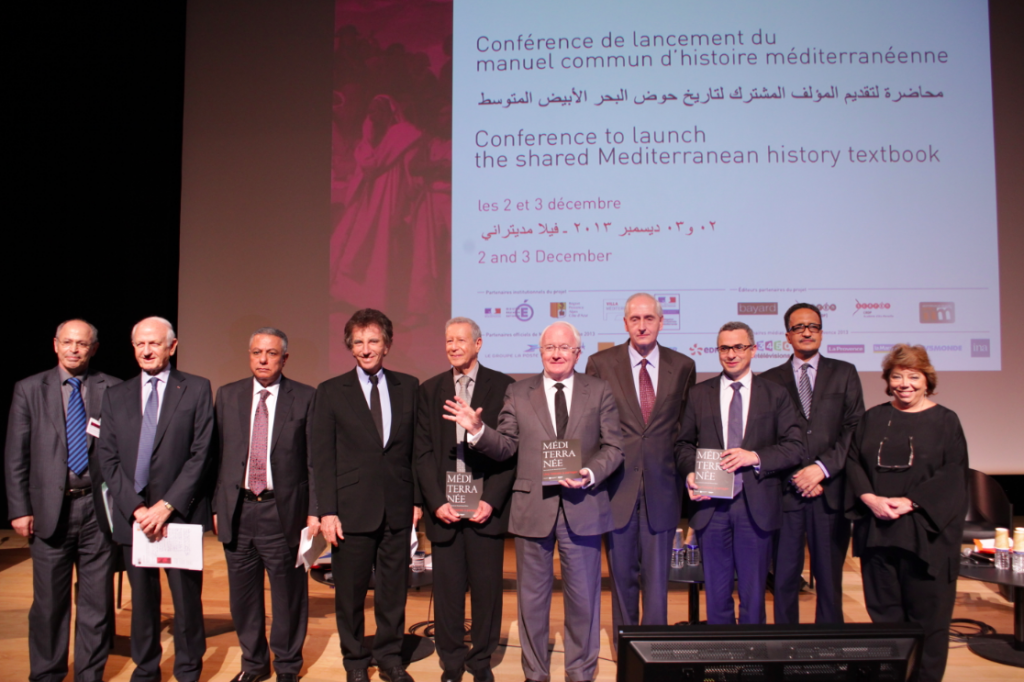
[
  {"left": 311, "top": 309, "right": 421, "bottom": 682},
  {"left": 96, "top": 316, "right": 214, "bottom": 682},
  {"left": 676, "top": 321, "right": 803, "bottom": 625},
  {"left": 213, "top": 327, "right": 318, "bottom": 682},
  {"left": 447, "top": 321, "right": 623, "bottom": 682},
  {"left": 585, "top": 293, "right": 695, "bottom": 644},
  {"left": 760, "top": 303, "right": 864, "bottom": 624},
  {"left": 414, "top": 317, "right": 515, "bottom": 682},
  {"left": 5, "top": 319, "right": 119, "bottom": 682}
]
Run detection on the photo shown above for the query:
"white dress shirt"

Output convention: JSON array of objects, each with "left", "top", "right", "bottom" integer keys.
[
  {"left": 357, "top": 366, "right": 391, "bottom": 447},
  {"left": 719, "top": 370, "right": 760, "bottom": 467},
  {"left": 245, "top": 377, "right": 280, "bottom": 491}
]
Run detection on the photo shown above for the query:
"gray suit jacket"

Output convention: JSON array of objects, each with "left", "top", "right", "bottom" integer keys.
[
  {"left": 213, "top": 376, "right": 317, "bottom": 547},
  {"left": 474, "top": 372, "right": 624, "bottom": 538},
  {"left": 585, "top": 342, "right": 696, "bottom": 532},
  {"left": 96, "top": 368, "right": 214, "bottom": 545},
  {"left": 5, "top": 367, "right": 120, "bottom": 539}
]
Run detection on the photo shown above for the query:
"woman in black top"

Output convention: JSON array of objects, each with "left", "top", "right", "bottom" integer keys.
[{"left": 847, "top": 344, "right": 968, "bottom": 682}]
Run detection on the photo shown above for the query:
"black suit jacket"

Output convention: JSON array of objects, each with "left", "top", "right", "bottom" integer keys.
[
  {"left": 5, "top": 367, "right": 121, "bottom": 539},
  {"left": 310, "top": 367, "right": 418, "bottom": 533},
  {"left": 213, "top": 376, "right": 317, "bottom": 547},
  {"left": 759, "top": 355, "right": 865, "bottom": 512},
  {"left": 96, "top": 368, "right": 214, "bottom": 545},
  {"left": 585, "top": 342, "right": 696, "bottom": 532},
  {"left": 675, "top": 373, "right": 804, "bottom": 532},
  {"left": 414, "top": 364, "right": 516, "bottom": 542}
]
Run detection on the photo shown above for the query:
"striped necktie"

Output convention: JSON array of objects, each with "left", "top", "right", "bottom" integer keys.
[{"left": 65, "top": 377, "right": 89, "bottom": 475}]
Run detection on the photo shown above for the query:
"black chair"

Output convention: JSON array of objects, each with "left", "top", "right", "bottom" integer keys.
[{"left": 962, "top": 468, "right": 1013, "bottom": 541}]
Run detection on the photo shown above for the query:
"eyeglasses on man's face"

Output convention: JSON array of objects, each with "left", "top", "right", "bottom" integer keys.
[
  {"left": 540, "top": 344, "right": 579, "bottom": 355},
  {"left": 717, "top": 344, "right": 754, "bottom": 354},
  {"left": 788, "top": 323, "right": 823, "bottom": 334}
]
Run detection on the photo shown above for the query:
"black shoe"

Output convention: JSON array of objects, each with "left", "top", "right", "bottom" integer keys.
[
  {"left": 276, "top": 675, "right": 299, "bottom": 682},
  {"left": 470, "top": 669, "right": 493, "bottom": 682},
  {"left": 230, "top": 673, "right": 270, "bottom": 682},
  {"left": 347, "top": 669, "right": 370, "bottom": 682},
  {"left": 442, "top": 669, "right": 464, "bottom": 682},
  {"left": 379, "top": 665, "right": 414, "bottom": 682}
]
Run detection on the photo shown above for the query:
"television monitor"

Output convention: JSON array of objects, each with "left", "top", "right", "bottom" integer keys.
[{"left": 616, "top": 623, "right": 922, "bottom": 682}]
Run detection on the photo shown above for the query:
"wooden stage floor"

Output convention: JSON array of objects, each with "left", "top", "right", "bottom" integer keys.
[{"left": 0, "top": 530, "right": 1019, "bottom": 681}]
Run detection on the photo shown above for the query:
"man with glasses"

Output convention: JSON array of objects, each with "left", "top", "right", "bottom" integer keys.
[
  {"left": 445, "top": 321, "right": 623, "bottom": 682},
  {"left": 761, "top": 303, "right": 864, "bottom": 624},
  {"left": 676, "top": 321, "right": 803, "bottom": 624},
  {"left": 5, "top": 319, "right": 119, "bottom": 682}
]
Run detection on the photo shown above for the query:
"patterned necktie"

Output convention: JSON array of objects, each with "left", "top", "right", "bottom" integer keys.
[
  {"left": 248, "top": 390, "right": 271, "bottom": 494},
  {"left": 638, "top": 359, "right": 655, "bottom": 424},
  {"left": 554, "top": 382, "right": 568, "bottom": 439},
  {"left": 134, "top": 377, "right": 160, "bottom": 493},
  {"left": 728, "top": 381, "right": 744, "bottom": 496},
  {"left": 369, "top": 374, "right": 384, "bottom": 445},
  {"left": 798, "top": 363, "right": 813, "bottom": 418},
  {"left": 455, "top": 375, "right": 469, "bottom": 473},
  {"left": 65, "top": 377, "right": 89, "bottom": 475}
]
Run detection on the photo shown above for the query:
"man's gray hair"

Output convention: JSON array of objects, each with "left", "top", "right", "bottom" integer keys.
[
  {"left": 131, "top": 316, "right": 176, "bottom": 344},
  {"left": 719, "top": 320, "right": 755, "bottom": 345},
  {"left": 445, "top": 317, "right": 481, "bottom": 342},
  {"left": 624, "top": 292, "right": 662, "bottom": 318},
  {"left": 540, "top": 321, "right": 582, "bottom": 348},
  {"left": 250, "top": 327, "right": 289, "bottom": 353},
  {"left": 55, "top": 319, "right": 99, "bottom": 344}
]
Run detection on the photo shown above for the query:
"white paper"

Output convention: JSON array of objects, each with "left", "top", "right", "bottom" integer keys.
[
  {"left": 296, "top": 526, "right": 328, "bottom": 570},
  {"left": 132, "top": 522, "right": 204, "bottom": 571}
]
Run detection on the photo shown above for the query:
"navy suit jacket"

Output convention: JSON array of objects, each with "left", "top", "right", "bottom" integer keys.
[
  {"left": 96, "top": 368, "right": 214, "bottom": 545},
  {"left": 675, "top": 373, "right": 804, "bottom": 532}
]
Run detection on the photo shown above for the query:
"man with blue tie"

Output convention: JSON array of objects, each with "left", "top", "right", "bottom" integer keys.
[
  {"left": 5, "top": 319, "right": 120, "bottom": 682},
  {"left": 676, "top": 321, "right": 803, "bottom": 624},
  {"left": 96, "top": 316, "right": 214, "bottom": 682}
]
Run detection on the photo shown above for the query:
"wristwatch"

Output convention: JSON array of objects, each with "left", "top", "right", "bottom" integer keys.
[
  {"left": 164, "top": 501, "right": 175, "bottom": 512},
  {"left": 910, "top": 500, "right": 920, "bottom": 510}
]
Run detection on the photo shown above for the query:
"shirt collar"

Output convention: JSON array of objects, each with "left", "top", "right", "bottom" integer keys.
[
  {"left": 252, "top": 376, "right": 282, "bottom": 397},
  {"left": 57, "top": 365, "right": 88, "bottom": 385},
  {"left": 142, "top": 366, "right": 171, "bottom": 385},
  {"left": 628, "top": 342, "right": 660, "bottom": 370},
  {"left": 453, "top": 362, "right": 480, "bottom": 384},
  {"left": 792, "top": 353, "right": 821, "bottom": 372},
  {"left": 543, "top": 371, "right": 575, "bottom": 391},
  {"left": 720, "top": 370, "right": 753, "bottom": 390},
  {"left": 356, "top": 365, "right": 385, "bottom": 384}
]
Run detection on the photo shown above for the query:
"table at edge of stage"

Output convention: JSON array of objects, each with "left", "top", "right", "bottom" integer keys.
[{"left": 958, "top": 560, "right": 1024, "bottom": 668}]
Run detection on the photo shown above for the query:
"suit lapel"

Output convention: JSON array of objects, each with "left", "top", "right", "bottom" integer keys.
[
  {"left": 271, "top": 378, "right": 293, "bottom": 454},
  {"left": 84, "top": 372, "right": 107, "bottom": 449},
  {"left": 121, "top": 375, "right": 144, "bottom": 479},
  {"left": 237, "top": 381, "right": 254, "bottom": 460},
  {"left": 810, "top": 356, "right": 833, "bottom": 419},
  {"left": 385, "top": 369, "right": 402, "bottom": 448},
  {"left": 648, "top": 345, "right": 676, "bottom": 424},
  {"left": 152, "top": 369, "right": 187, "bottom": 451},
  {"left": 341, "top": 372, "right": 378, "bottom": 442},
  {"left": 780, "top": 356, "right": 805, "bottom": 420},
  {"left": 565, "top": 373, "right": 589, "bottom": 440},
  {"left": 528, "top": 375, "right": 556, "bottom": 439},
  {"left": 43, "top": 369, "right": 68, "bottom": 462},
  {"left": 612, "top": 344, "right": 644, "bottom": 428},
  {"left": 709, "top": 373, "right": 725, "bottom": 447},
  {"left": 742, "top": 377, "right": 766, "bottom": 450}
]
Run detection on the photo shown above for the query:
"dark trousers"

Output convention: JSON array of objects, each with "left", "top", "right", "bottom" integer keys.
[
  {"left": 28, "top": 494, "right": 115, "bottom": 682},
  {"left": 605, "top": 487, "right": 672, "bottom": 647},
  {"left": 224, "top": 498, "right": 308, "bottom": 675},
  {"left": 331, "top": 517, "right": 409, "bottom": 670},
  {"left": 774, "top": 497, "right": 850, "bottom": 624},
  {"left": 696, "top": 494, "right": 773, "bottom": 625},
  {"left": 122, "top": 545, "right": 206, "bottom": 682},
  {"left": 431, "top": 526, "right": 505, "bottom": 676},
  {"left": 861, "top": 547, "right": 957, "bottom": 682}
]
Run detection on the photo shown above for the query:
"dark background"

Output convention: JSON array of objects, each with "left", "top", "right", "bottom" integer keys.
[{"left": 3, "top": 1, "right": 1022, "bottom": 526}]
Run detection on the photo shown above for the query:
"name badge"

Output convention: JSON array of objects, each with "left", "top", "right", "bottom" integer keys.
[{"left": 86, "top": 417, "right": 101, "bottom": 438}]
